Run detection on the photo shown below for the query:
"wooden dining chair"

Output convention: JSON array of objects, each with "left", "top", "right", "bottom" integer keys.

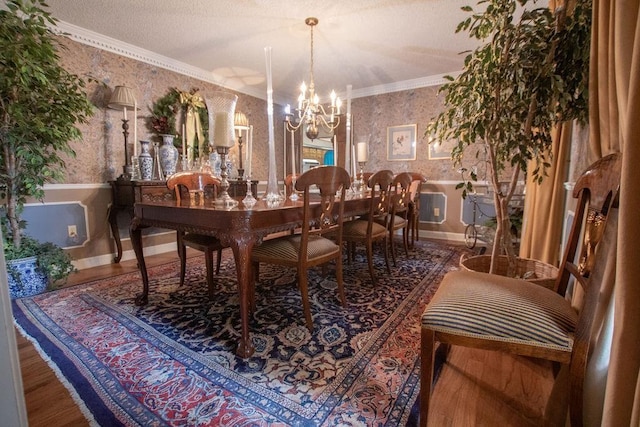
[
  {"left": 166, "top": 171, "right": 227, "bottom": 299},
  {"left": 419, "top": 153, "right": 622, "bottom": 426},
  {"left": 407, "top": 172, "right": 427, "bottom": 248},
  {"left": 342, "top": 169, "right": 394, "bottom": 284},
  {"left": 251, "top": 165, "right": 351, "bottom": 331},
  {"left": 380, "top": 172, "right": 412, "bottom": 266}
]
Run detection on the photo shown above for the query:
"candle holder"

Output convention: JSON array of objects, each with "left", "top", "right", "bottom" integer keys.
[
  {"left": 120, "top": 119, "right": 133, "bottom": 179},
  {"left": 215, "top": 146, "right": 238, "bottom": 209},
  {"left": 357, "top": 161, "right": 367, "bottom": 194},
  {"left": 181, "top": 154, "right": 189, "bottom": 172},
  {"left": 130, "top": 155, "right": 141, "bottom": 180}
]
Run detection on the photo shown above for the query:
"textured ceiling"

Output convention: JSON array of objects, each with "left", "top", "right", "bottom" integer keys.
[{"left": 44, "top": 0, "right": 479, "bottom": 103}]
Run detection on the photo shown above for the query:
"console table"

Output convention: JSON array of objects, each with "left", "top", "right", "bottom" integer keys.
[{"left": 108, "top": 177, "right": 258, "bottom": 262}]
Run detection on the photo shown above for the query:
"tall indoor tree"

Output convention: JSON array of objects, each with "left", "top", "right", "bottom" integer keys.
[
  {"left": 0, "top": 0, "right": 94, "bottom": 250},
  {"left": 426, "top": 0, "right": 591, "bottom": 274}
]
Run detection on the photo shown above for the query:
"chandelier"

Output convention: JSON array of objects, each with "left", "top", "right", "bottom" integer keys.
[{"left": 285, "top": 17, "right": 342, "bottom": 140}]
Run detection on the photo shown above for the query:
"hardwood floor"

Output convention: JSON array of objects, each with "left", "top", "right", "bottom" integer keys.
[{"left": 16, "top": 247, "right": 555, "bottom": 426}]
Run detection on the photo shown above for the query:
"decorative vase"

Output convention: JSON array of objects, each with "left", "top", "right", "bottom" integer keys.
[
  {"left": 7, "top": 256, "right": 48, "bottom": 298},
  {"left": 159, "top": 134, "right": 179, "bottom": 178},
  {"left": 138, "top": 140, "right": 153, "bottom": 180}
]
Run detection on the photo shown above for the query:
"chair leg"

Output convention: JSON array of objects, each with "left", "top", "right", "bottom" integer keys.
[
  {"left": 178, "top": 239, "right": 187, "bottom": 286},
  {"left": 297, "top": 268, "right": 313, "bottom": 331},
  {"left": 402, "top": 224, "right": 409, "bottom": 257},
  {"left": 366, "top": 240, "right": 377, "bottom": 285},
  {"left": 382, "top": 237, "right": 391, "bottom": 274},
  {"left": 420, "top": 327, "right": 437, "bottom": 427},
  {"left": 390, "top": 230, "right": 397, "bottom": 267},
  {"left": 215, "top": 248, "right": 222, "bottom": 274},
  {"left": 204, "top": 249, "right": 214, "bottom": 299},
  {"left": 335, "top": 257, "right": 346, "bottom": 307}
]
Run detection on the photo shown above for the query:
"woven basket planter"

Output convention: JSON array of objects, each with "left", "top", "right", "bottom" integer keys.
[{"left": 460, "top": 254, "right": 559, "bottom": 289}]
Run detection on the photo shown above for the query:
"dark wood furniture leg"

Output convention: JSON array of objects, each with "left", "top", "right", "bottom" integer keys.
[
  {"left": 131, "top": 221, "right": 149, "bottom": 306},
  {"left": 108, "top": 206, "right": 123, "bottom": 263},
  {"left": 228, "top": 233, "right": 256, "bottom": 358}
]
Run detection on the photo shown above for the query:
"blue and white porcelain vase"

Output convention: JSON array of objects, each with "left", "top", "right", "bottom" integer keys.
[
  {"left": 7, "top": 256, "right": 47, "bottom": 298},
  {"left": 138, "top": 140, "right": 153, "bottom": 180},
  {"left": 159, "top": 134, "right": 179, "bottom": 178}
]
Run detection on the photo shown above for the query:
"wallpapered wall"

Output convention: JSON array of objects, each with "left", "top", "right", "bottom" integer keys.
[{"left": 57, "top": 36, "right": 283, "bottom": 184}]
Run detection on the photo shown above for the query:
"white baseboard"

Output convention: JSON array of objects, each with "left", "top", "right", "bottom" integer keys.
[{"left": 72, "top": 243, "right": 177, "bottom": 270}]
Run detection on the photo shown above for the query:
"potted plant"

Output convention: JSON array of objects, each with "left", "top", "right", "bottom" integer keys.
[
  {"left": 0, "top": 0, "right": 94, "bottom": 296},
  {"left": 426, "top": 0, "right": 591, "bottom": 276}
]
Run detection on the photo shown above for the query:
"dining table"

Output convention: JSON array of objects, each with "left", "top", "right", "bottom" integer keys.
[{"left": 130, "top": 191, "right": 372, "bottom": 358}]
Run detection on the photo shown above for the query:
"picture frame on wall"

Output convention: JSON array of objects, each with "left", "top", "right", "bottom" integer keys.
[
  {"left": 387, "top": 124, "right": 417, "bottom": 161},
  {"left": 428, "top": 138, "right": 455, "bottom": 160}
]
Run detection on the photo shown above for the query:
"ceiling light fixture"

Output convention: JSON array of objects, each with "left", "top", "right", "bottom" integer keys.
[{"left": 285, "top": 17, "right": 341, "bottom": 140}]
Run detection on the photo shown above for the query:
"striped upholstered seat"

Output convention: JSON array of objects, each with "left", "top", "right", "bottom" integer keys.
[
  {"left": 252, "top": 235, "right": 340, "bottom": 264},
  {"left": 422, "top": 270, "right": 578, "bottom": 352}
]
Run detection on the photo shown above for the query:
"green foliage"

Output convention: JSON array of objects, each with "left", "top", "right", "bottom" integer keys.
[
  {"left": 0, "top": 0, "right": 93, "bottom": 285},
  {"left": 2, "top": 219, "right": 75, "bottom": 288},
  {"left": 425, "top": 0, "right": 591, "bottom": 270}
]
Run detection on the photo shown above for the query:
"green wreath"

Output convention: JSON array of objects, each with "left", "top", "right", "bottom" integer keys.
[{"left": 148, "top": 88, "right": 209, "bottom": 154}]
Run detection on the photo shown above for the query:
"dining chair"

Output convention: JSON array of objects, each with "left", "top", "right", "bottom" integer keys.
[
  {"left": 251, "top": 165, "right": 351, "bottom": 331},
  {"left": 342, "top": 169, "right": 394, "bottom": 284},
  {"left": 407, "top": 172, "right": 427, "bottom": 248},
  {"left": 380, "top": 172, "right": 412, "bottom": 266},
  {"left": 419, "top": 152, "right": 622, "bottom": 426},
  {"left": 166, "top": 171, "right": 227, "bottom": 299}
]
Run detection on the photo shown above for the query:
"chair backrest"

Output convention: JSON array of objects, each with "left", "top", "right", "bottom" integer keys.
[
  {"left": 366, "top": 170, "right": 394, "bottom": 227},
  {"left": 166, "top": 171, "right": 220, "bottom": 205},
  {"left": 569, "top": 189, "right": 619, "bottom": 426},
  {"left": 408, "top": 172, "right": 427, "bottom": 203},
  {"left": 390, "top": 172, "right": 413, "bottom": 217},
  {"left": 294, "top": 165, "right": 351, "bottom": 251},
  {"left": 556, "top": 152, "right": 622, "bottom": 296}
]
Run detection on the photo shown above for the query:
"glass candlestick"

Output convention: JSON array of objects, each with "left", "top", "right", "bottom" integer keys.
[
  {"left": 357, "top": 161, "right": 367, "bottom": 193},
  {"left": 215, "top": 146, "right": 238, "bottom": 209},
  {"left": 181, "top": 154, "right": 189, "bottom": 172},
  {"left": 130, "top": 155, "right": 141, "bottom": 180}
]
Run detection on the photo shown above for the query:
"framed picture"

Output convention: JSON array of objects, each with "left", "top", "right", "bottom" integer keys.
[
  {"left": 428, "top": 138, "right": 455, "bottom": 160},
  {"left": 387, "top": 124, "right": 417, "bottom": 161}
]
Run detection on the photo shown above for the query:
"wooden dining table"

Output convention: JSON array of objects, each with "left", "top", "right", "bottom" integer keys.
[{"left": 130, "top": 192, "right": 372, "bottom": 358}]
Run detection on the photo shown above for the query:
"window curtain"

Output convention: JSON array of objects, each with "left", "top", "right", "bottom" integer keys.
[{"left": 589, "top": 0, "right": 640, "bottom": 425}]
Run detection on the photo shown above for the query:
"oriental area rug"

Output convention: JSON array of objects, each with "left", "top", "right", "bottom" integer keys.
[{"left": 13, "top": 240, "right": 462, "bottom": 426}]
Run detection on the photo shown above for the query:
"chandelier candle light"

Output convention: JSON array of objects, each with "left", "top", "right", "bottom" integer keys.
[{"left": 284, "top": 17, "right": 342, "bottom": 141}]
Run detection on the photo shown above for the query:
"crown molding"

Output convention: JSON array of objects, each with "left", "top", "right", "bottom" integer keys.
[
  {"left": 54, "top": 20, "right": 458, "bottom": 103},
  {"left": 54, "top": 21, "right": 267, "bottom": 101}
]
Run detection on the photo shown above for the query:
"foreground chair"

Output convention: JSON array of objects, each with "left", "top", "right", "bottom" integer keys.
[
  {"left": 251, "top": 166, "right": 351, "bottom": 330},
  {"left": 166, "top": 172, "right": 227, "bottom": 299},
  {"left": 342, "top": 169, "right": 394, "bottom": 284},
  {"left": 419, "top": 153, "right": 622, "bottom": 426},
  {"left": 407, "top": 172, "right": 427, "bottom": 248}
]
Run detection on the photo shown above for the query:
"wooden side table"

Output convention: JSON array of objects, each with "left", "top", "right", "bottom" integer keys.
[{"left": 108, "top": 177, "right": 257, "bottom": 262}]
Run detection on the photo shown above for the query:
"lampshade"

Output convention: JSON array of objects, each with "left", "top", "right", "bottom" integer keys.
[
  {"left": 108, "top": 86, "right": 136, "bottom": 110},
  {"left": 234, "top": 112, "right": 249, "bottom": 129}
]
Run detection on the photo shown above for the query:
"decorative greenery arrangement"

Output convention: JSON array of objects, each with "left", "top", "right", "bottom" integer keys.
[
  {"left": 0, "top": 0, "right": 93, "bottom": 289},
  {"left": 148, "top": 87, "right": 209, "bottom": 154},
  {"left": 426, "top": 0, "right": 591, "bottom": 274}
]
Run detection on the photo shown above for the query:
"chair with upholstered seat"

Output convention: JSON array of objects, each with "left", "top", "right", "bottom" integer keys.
[
  {"left": 251, "top": 165, "right": 351, "bottom": 331},
  {"left": 407, "top": 172, "right": 427, "bottom": 248},
  {"left": 379, "top": 172, "right": 412, "bottom": 266},
  {"left": 419, "top": 153, "right": 622, "bottom": 426},
  {"left": 342, "top": 169, "right": 394, "bottom": 284},
  {"left": 166, "top": 172, "right": 227, "bottom": 299}
]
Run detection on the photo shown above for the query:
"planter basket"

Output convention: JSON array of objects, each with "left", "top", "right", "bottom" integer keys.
[{"left": 460, "top": 254, "right": 559, "bottom": 289}]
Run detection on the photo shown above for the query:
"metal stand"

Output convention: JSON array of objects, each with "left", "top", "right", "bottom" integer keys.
[
  {"left": 357, "top": 161, "right": 366, "bottom": 193},
  {"left": 237, "top": 134, "right": 245, "bottom": 180},
  {"left": 215, "top": 146, "right": 238, "bottom": 209},
  {"left": 120, "top": 118, "right": 132, "bottom": 180}
]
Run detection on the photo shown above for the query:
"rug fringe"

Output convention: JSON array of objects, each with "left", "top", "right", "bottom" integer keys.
[{"left": 13, "top": 321, "right": 100, "bottom": 427}]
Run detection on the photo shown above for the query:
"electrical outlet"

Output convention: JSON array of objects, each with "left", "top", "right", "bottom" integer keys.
[
  {"left": 433, "top": 207, "right": 440, "bottom": 217},
  {"left": 68, "top": 225, "right": 77, "bottom": 237}
]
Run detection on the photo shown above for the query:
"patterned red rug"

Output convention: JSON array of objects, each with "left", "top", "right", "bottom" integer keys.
[{"left": 13, "top": 240, "right": 462, "bottom": 426}]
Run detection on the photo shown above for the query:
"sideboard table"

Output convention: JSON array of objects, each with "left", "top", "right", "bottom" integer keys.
[{"left": 108, "top": 177, "right": 258, "bottom": 262}]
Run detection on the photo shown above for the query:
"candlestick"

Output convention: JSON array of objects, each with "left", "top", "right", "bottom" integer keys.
[
  {"left": 215, "top": 146, "right": 238, "bottom": 209},
  {"left": 133, "top": 100, "right": 138, "bottom": 156},
  {"left": 263, "top": 46, "right": 282, "bottom": 202},
  {"left": 182, "top": 123, "right": 186, "bottom": 157},
  {"left": 289, "top": 129, "right": 298, "bottom": 202}
]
